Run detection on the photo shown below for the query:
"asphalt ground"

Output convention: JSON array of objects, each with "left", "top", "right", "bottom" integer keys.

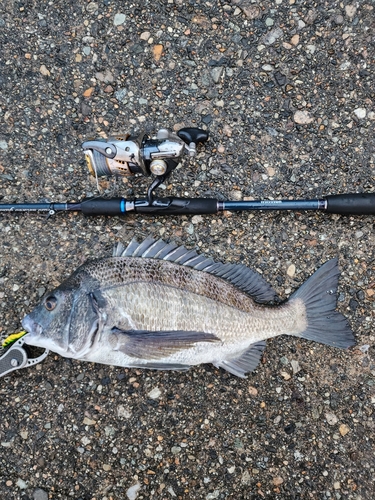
[{"left": 0, "top": 1, "right": 374, "bottom": 499}]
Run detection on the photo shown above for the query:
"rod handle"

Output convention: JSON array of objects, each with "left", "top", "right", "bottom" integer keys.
[
  {"left": 135, "top": 197, "right": 218, "bottom": 215},
  {"left": 80, "top": 197, "right": 124, "bottom": 215},
  {"left": 325, "top": 193, "right": 375, "bottom": 215}
]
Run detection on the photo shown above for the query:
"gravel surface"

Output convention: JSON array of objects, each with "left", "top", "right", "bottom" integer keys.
[{"left": 1, "top": 1, "right": 374, "bottom": 499}]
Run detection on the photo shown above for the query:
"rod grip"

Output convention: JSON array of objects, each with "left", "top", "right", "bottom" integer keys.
[
  {"left": 136, "top": 197, "right": 218, "bottom": 215},
  {"left": 80, "top": 197, "right": 124, "bottom": 215},
  {"left": 325, "top": 193, "right": 375, "bottom": 215}
]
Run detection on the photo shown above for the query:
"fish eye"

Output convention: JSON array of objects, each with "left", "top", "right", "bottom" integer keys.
[{"left": 44, "top": 296, "right": 57, "bottom": 311}]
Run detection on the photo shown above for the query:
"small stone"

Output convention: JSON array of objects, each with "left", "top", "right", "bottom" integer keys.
[
  {"left": 230, "top": 190, "right": 242, "bottom": 201},
  {"left": 273, "top": 476, "right": 284, "bottom": 486},
  {"left": 265, "top": 18, "right": 274, "bottom": 27},
  {"left": 345, "top": 5, "right": 357, "bottom": 19},
  {"left": 86, "top": 2, "right": 98, "bottom": 14},
  {"left": 140, "top": 31, "right": 151, "bottom": 41},
  {"left": 354, "top": 108, "right": 366, "bottom": 119},
  {"left": 126, "top": 483, "right": 141, "bottom": 500},
  {"left": 103, "top": 464, "right": 111, "bottom": 471},
  {"left": 287, "top": 264, "right": 295, "bottom": 277},
  {"left": 153, "top": 44, "right": 163, "bottom": 62},
  {"left": 241, "top": 470, "right": 251, "bottom": 484},
  {"left": 16, "top": 479, "right": 28, "bottom": 490},
  {"left": 192, "top": 215, "right": 203, "bottom": 224},
  {"left": 294, "top": 110, "right": 314, "bottom": 124},
  {"left": 39, "top": 65, "right": 50, "bottom": 76},
  {"left": 20, "top": 430, "right": 28, "bottom": 439},
  {"left": 339, "top": 423, "right": 350, "bottom": 436},
  {"left": 333, "top": 482, "right": 340, "bottom": 490},
  {"left": 274, "top": 71, "right": 287, "bottom": 86},
  {"left": 115, "top": 88, "right": 127, "bottom": 102},
  {"left": 241, "top": 5, "right": 261, "bottom": 19},
  {"left": 263, "top": 27, "right": 283, "bottom": 46},
  {"left": 325, "top": 412, "right": 338, "bottom": 426},
  {"left": 33, "top": 488, "right": 49, "bottom": 500},
  {"left": 114, "top": 13, "right": 126, "bottom": 26},
  {"left": 281, "top": 371, "right": 291, "bottom": 380},
  {"left": 83, "top": 417, "right": 96, "bottom": 426},
  {"left": 334, "top": 14, "right": 344, "bottom": 24},
  {"left": 83, "top": 87, "right": 94, "bottom": 97},
  {"left": 291, "top": 34, "right": 300, "bottom": 46},
  {"left": 117, "top": 405, "right": 132, "bottom": 418},
  {"left": 211, "top": 67, "right": 223, "bottom": 83},
  {"left": 340, "top": 61, "right": 351, "bottom": 71},
  {"left": 284, "top": 422, "right": 296, "bottom": 434},
  {"left": 148, "top": 387, "right": 162, "bottom": 399},
  {"left": 0, "top": 140, "right": 8, "bottom": 150},
  {"left": 206, "top": 491, "right": 220, "bottom": 500},
  {"left": 171, "top": 446, "right": 181, "bottom": 454},
  {"left": 291, "top": 359, "right": 301, "bottom": 374},
  {"left": 248, "top": 386, "right": 258, "bottom": 396},
  {"left": 81, "top": 436, "right": 91, "bottom": 446}
]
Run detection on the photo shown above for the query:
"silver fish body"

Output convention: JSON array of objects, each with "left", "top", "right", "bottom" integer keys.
[{"left": 22, "top": 237, "right": 355, "bottom": 377}]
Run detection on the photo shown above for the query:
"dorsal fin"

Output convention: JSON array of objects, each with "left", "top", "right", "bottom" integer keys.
[{"left": 113, "top": 237, "right": 278, "bottom": 303}]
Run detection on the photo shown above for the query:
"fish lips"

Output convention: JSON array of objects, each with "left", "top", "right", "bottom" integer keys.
[
  {"left": 21, "top": 315, "right": 68, "bottom": 353},
  {"left": 21, "top": 315, "right": 43, "bottom": 338}
]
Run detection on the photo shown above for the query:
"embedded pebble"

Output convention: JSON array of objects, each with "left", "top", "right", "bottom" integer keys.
[
  {"left": 339, "top": 424, "right": 350, "bottom": 436},
  {"left": 325, "top": 412, "right": 338, "bottom": 426},
  {"left": 294, "top": 110, "right": 314, "bottom": 124},
  {"left": 16, "top": 479, "right": 28, "bottom": 490},
  {"left": 126, "top": 483, "right": 141, "bottom": 500},
  {"left": 287, "top": 264, "right": 296, "bottom": 277},
  {"left": 33, "top": 489, "right": 49, "bottom": 500},
  {"left": 211, "top": 67, "right": 224, "bottom": 83},
  {"left": 148, "top": 387, "right": 162, "bottom": 399},
  {"left": 114, "top": 13, "right": 126, "bottom": 26},
  {"left": 354, "top": 108, "right": 366, "bottom": 119}
]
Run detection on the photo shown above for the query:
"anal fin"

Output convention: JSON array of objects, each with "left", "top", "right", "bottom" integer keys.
[{"left": 213, "top": 341, "right": 266, "bottom": 378}]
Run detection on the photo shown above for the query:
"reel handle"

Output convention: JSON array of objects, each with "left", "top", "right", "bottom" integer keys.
[{"left": 177, "top": 128, "right": 209, "bottom": 146}]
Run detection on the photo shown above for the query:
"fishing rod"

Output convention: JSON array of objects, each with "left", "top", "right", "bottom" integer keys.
[{"left": 1, "top": 127, "right": 374, "bottom": 217}]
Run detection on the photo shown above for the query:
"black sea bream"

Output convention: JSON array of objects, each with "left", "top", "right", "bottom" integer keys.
[{"left": 22, "top": 238, "right": 355, "bottom": 378}]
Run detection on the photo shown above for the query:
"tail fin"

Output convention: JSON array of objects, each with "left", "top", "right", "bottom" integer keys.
[{"left": 290, "top": 258, "right": 356, "bottom": 348}]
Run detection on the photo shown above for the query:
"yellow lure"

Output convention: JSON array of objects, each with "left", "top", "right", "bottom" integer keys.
[{"left": 2, "top": 331, "right": 27, "bottom": 348}]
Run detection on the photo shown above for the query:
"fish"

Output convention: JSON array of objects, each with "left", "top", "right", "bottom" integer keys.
[{"left": 21, "top": 237, "right": 356, "bottom": 378}]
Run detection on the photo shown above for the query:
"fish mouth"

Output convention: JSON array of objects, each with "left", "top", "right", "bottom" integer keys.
[{"left": 21, "top": 316, "right": 43, "bottom": 339}]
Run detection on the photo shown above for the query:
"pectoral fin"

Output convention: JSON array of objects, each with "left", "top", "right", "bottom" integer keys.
[
  {"left": 213, "top": 341, "right": 266, "bottom": 378},
  {"left": 111, "top": 328, "right": 220, "bottom": 361}
]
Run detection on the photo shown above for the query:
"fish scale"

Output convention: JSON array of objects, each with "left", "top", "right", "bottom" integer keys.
[{"left": 21, "top": 237, "right": 356, "bottom": 378}]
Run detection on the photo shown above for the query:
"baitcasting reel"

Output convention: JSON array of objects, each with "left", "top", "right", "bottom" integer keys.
[{"left": 82, "top": 127, "right": 208, "bottom": 185}]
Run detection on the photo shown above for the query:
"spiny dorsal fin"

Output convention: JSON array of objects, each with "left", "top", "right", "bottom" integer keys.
[{"left": 113, "top": 237, "right": 278, "bottom": 303}]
